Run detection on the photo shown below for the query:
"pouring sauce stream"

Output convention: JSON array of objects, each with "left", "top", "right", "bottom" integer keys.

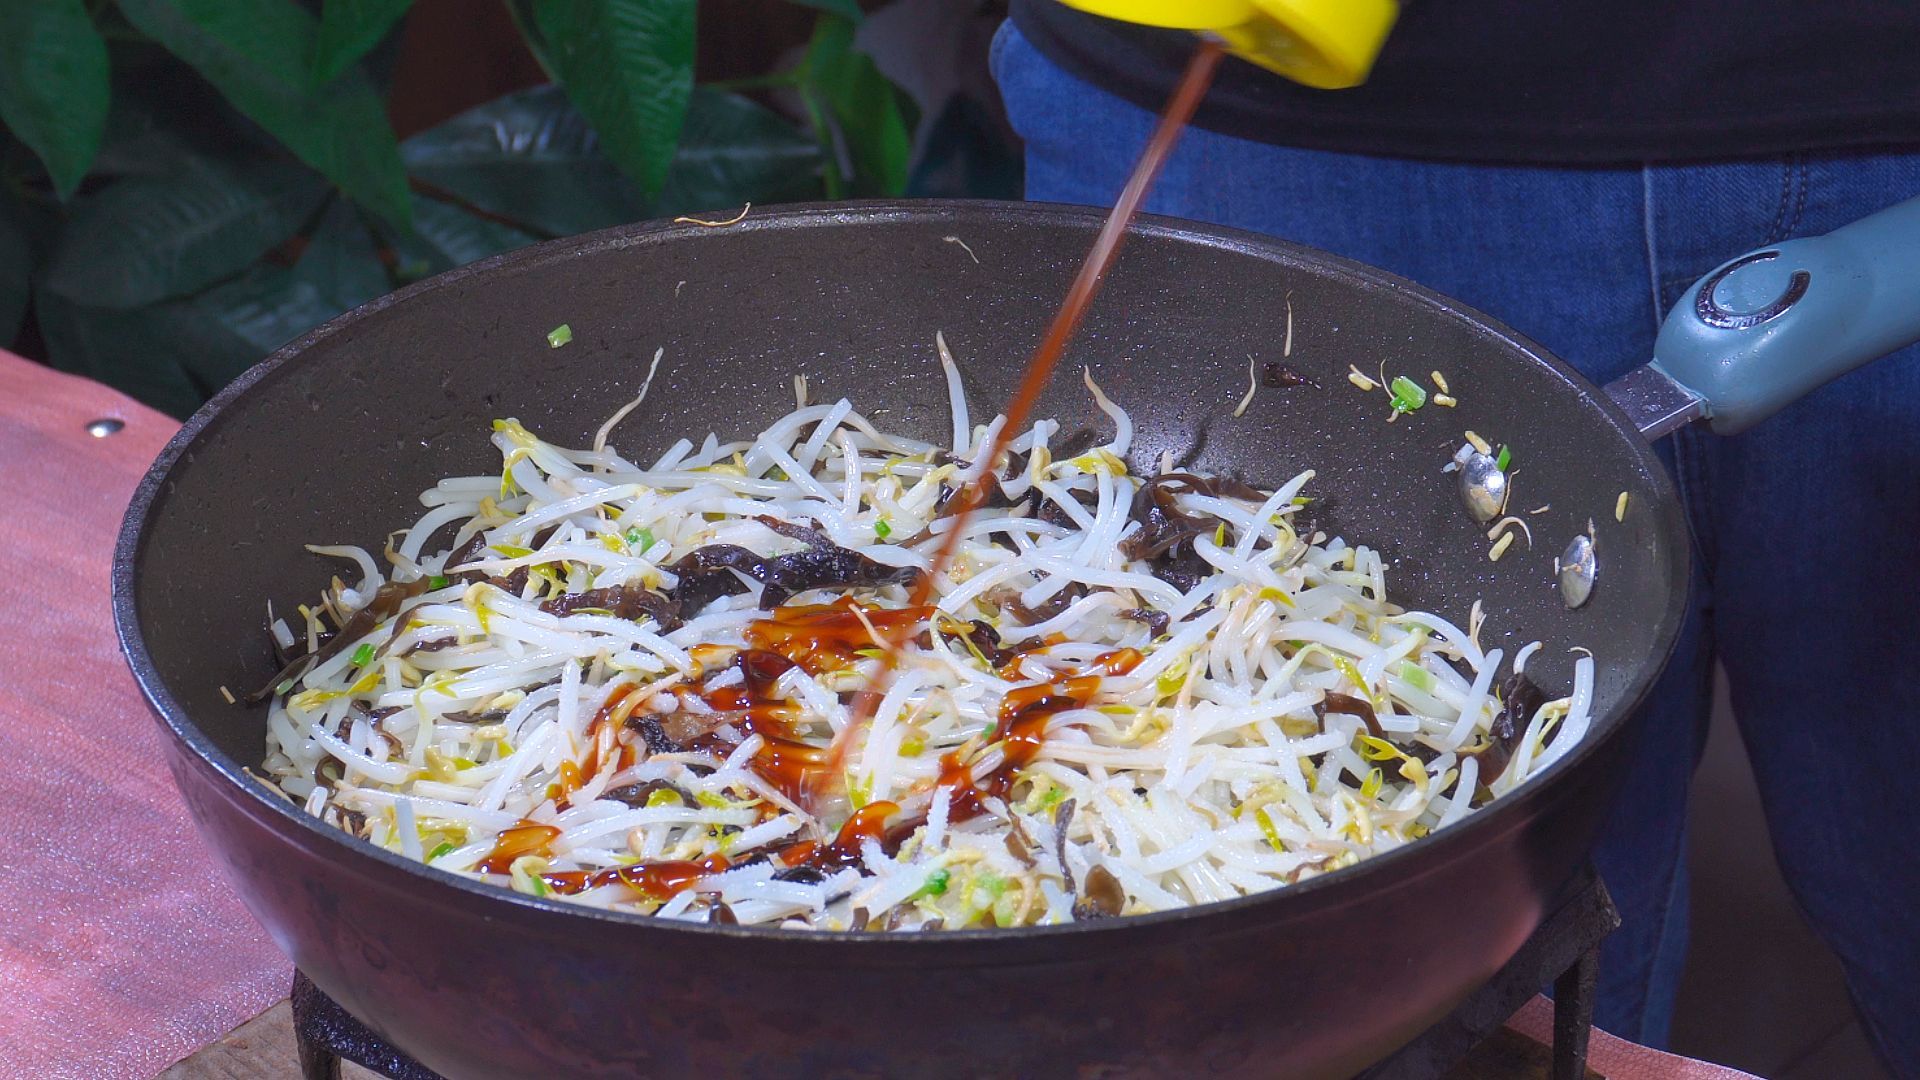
[{"left": 813, "top": 41, "right": 1226, "bottom": 808}]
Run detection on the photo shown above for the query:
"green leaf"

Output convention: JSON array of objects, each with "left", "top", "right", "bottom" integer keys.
[
  {"left": 805, "top": 14, "right": 912, "bottom": 197},
  {"left": 1388, "top": 375, "right": 1427, "bottom": 413},
  {"left": 654, "top": 88, "right": 821, "bottom": 215},
  {"left": 498, "top": 0, "right": 554, "bottom": 78},
  {"left": 44, "top": 160, "right": 329, "bottom": 308},
  {"left": 35, "top": 283, "right": 251, "bottom": 416},
  {"left": 292, "top": 197, "right": 387, "bottom": 310},
  {"left": 116, "top": 0, "right": 412, "bottom": 227},
  {"left": 312, "top": 0, "right": 413, "bottom": 86},
  {"left": 402, "top": 84, "right": 818, "bottom": 235},
  {"left": 89, "top": 74, "right": 252, "bottom": 178},
  {"left": 786, "top": 0, "right": 863, "bottom": 20},
  {"left": 530, "top": 0, "right": 695, "bottom": 197},
  {"left": 906, "top": 95, "right": 1023, "bottom": 201},
  {"left": 89, "top": 123, "right": 200, "bottom": 180},
  {"left": 195, "top": 260, "right": 349, "bottom": 354},
  {"left": 401, "top": 84, "right": 645, "bottom": 237},
  {"left": 392, "top": 194, "right": 540, "bottom": 276},
  {"left": 0, "top": 203, "right": 29, "bottom": 346},
  {"left": 0, "top": 0, "right": 110, "bottom": 197},
  {"left": 36, "top": 257, "right": 358, "bottom": 416}
]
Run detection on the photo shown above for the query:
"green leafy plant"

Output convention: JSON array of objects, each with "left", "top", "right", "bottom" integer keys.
[{"left": 0, "top": 0, "right": 981, "bottom": 417}]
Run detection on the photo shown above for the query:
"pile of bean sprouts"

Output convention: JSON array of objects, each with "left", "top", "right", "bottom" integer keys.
[{"left": 261, "top": 346, "right": 1594, "bottom": 930}]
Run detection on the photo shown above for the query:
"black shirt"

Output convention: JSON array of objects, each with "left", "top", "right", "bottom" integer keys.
[{"left": 1009, "top": 1, "right": 1920, "bottom": 163}]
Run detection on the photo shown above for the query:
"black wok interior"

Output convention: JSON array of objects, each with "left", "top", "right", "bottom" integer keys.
[
  {"left": 115, "top": 201, "right": 1696, "bottom": 1079},
  {"left": 131, "top": 201, "right": 1683, "bottom": 776}
]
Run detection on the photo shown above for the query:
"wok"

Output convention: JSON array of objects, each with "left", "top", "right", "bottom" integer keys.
[{"left": 113, "top": 197, "right": 1920, "bottom": 1079}]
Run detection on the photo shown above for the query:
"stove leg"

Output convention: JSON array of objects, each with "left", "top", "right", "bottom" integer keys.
[
  {"left": 1552, "top": 946, "right": 1599, "bottom": 1080},
  {"left": 298, "top": 1031, "right": 343, "bottom": 1080}
]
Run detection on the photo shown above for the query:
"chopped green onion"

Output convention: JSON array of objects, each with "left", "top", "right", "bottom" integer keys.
[
  {"left": 350, "top": 643, "right": 375, "bottom": 667},
  {"left": 547, "top": 323, "right": 573, "bottom": 349},
  {"left": 874, "top": 518, "right": 893, "bottom": 539},
  {"left": 1495, "top": 444, "right": 1512, "bottom": 472},
  {"left": 921, "top": 867, "right": 951, "bottom": 896},
  {"left": 426, "top": 841, "right": 455, "bottom": 862},
  {"left": 974, "top": 871, "right": 1009, "bottom": 900},
  {"left": 1388, "top": 375, "right": 1427, "bottom": 413},
  {"left": 428, "top": 574, "right": 450, "bottom": 590},
  {"left": 625, "top": 527, "right": 655, "bottom": 552},
  {"left": 274, "top": 679, "right": 294, "bottom": 696}
]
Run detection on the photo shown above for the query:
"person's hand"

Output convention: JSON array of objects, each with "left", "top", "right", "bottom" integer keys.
[{"left": 1054, "top": 0, "right": 1398, "bottom": 88}]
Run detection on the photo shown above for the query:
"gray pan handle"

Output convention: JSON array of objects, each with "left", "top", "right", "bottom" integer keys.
[{"left": 1604, "top": 193, "right": 1920, "bottom": 438}]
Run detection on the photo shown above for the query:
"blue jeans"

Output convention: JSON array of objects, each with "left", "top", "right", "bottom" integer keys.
[{"left": 994, "top": 22, "right": 1920, "bottom": 1074}]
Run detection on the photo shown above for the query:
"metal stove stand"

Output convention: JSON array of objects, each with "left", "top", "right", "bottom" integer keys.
[{"left": 293, "top": 867, "right": 1618, "bottom": 1080}]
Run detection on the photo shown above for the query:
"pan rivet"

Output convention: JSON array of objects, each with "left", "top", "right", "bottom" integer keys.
[
  {"left": 86, "top": 418, "right": 125, "bottom": 438},
  {"left": 1559, "top": 534, "right": 1597, "bottom": 609},
  {"left": 1457, "top": 452, "right": 1507, "bottom": 523}
]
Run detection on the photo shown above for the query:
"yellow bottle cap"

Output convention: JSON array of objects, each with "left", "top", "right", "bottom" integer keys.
[{"left": 1058, "top": 0, "right": 1398, "bottom": 89}]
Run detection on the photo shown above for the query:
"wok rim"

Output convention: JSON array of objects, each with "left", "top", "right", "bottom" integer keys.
[{"left": 111, "top": 198, "right": 1691, "bottom": 948}]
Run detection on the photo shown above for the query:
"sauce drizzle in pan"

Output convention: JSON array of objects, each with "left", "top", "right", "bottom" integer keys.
[{"left": 817, "top": 41, "right": 1226, "bottom": 807}]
